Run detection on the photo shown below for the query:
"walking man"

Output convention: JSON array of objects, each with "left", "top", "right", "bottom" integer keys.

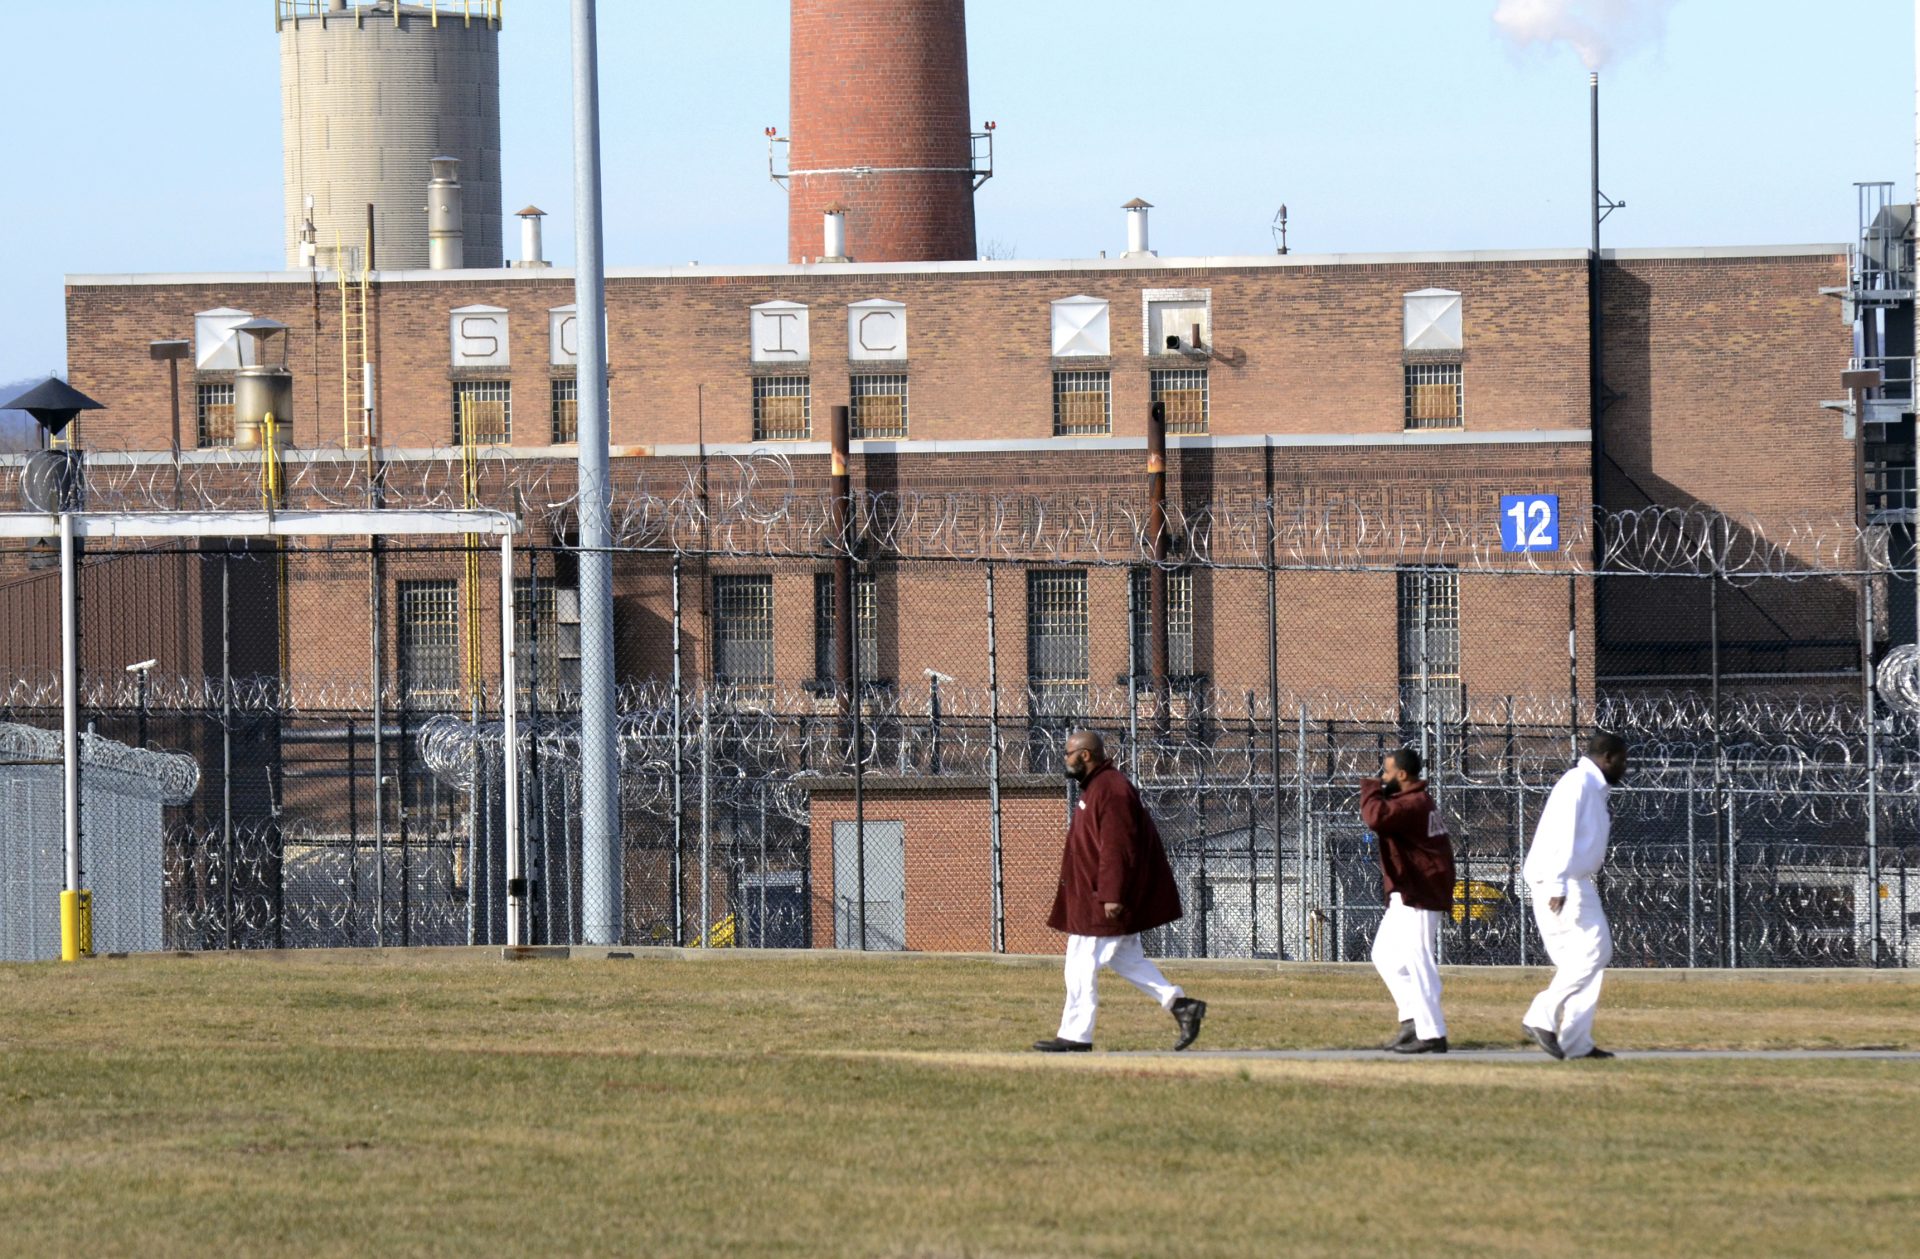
[
  {"left": 1359, "top": 748, "right": 1455, "bottom": 1054},
  {"left": 1522, "top": 731, "right": 1630, "bottom": 1061},
  {"left": 1033, "top": 730, "right": 1207, "bottom": 1053}
]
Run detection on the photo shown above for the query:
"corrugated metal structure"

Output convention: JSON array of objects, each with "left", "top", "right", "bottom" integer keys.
[
  {"left": 278, "top": 2, "right": 504, "bottom": 270},
  {"left": 0, "top": 722, "right": 199, "bottom": 961}
]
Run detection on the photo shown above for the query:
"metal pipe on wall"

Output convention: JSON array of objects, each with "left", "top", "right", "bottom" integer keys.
[
  {"left": 571, "top": 0, "right": 622, "bottom": 945},
  {"left": 1148, "top": 399, "right": 1170, "bottom": 731}
]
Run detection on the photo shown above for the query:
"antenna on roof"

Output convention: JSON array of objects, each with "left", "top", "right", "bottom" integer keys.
[{"left": 1270, "top": 204, "right": 1289, "bottom": 255}]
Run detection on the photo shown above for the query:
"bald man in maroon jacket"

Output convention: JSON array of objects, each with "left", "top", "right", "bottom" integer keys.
[
  {"left": 1359, "top": 747, "right": 1457, "bottom": 1054},
  {"left": 1032, "top": 730, "right": 1207, "bottom": 1053}
]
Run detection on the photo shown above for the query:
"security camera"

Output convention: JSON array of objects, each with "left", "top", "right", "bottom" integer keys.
[
  {"left": 125, "top": 659, "right": 157, "bottom": 673},
  {"left": 924, "top": 668, "right": 955, "bottom": 683}
]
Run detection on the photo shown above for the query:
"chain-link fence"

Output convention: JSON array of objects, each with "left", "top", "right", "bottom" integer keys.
[{"left": 1, "top": 452, "right": 1916, "bottom": 965}]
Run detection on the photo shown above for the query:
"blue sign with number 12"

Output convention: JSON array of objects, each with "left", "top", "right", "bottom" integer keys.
[{"left": 1500, "top": 495, "right": 1560, "bottom": 552}]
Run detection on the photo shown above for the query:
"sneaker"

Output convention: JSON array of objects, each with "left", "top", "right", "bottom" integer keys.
[
  {"left": 1031, "top": 1037, "right": 1092, "bottom": 1053},
  {"left": 1170, "top": 997, "right": 1207, "bottom": 1051},
  {"left": 1522, "top": 1022, "right": 1566, "bottom": 1060},
  {"left": 1577, "top": 1047, "right": 1616, "bottom": 1060},
  {"left": 1390, "top": 1035, "right": 1449, "bottom": 1055},
  {"left": 1381, "top": 1019, "right": 1417, "bottom": 1051}
]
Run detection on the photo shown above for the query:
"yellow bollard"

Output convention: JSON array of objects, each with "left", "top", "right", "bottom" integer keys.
[{"left": 59, "top": 890, "right": 93, "bottom": 961}]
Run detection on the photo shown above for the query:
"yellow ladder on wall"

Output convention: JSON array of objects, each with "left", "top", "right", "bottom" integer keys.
[{"left": 339, "top": 236, "right": 371, "bottom": 450}]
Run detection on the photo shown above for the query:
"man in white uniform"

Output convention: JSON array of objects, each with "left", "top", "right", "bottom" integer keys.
[{"left": 1522, "top": 731, "right": 1629, "bottom": 1061}]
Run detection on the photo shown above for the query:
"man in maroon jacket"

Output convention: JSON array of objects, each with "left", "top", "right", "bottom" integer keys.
[
  {"left": 1032, "top": 730, "right": 1207, "bottom": 1053},
  {"left": 1358, "top": 748, "right": 1456, "bottom": 1054}
]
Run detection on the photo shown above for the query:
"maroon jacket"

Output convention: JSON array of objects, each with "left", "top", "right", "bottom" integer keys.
[
  {"left": 1358, "top": 779, "right": 1456, "bottom": 912},
  {"left": 1047, "top": 763, "right": 1184, "bottom": 937}
]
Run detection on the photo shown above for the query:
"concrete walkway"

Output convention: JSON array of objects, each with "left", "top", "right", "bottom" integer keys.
[{"left": 1118, "top": 1048, "right": 1920, "bottom": 1062}]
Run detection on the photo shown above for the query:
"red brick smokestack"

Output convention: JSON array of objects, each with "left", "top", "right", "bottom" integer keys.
[{"left": 788, "top": 0, "right": 977, "bottom": 263}]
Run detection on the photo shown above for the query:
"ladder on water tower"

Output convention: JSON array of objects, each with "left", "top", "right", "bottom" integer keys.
[{"left": 338, "top": 241, "right": 372, "bottom": 450}]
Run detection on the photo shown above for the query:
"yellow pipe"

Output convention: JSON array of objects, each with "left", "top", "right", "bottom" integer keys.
[{"left": 60, "top": 889, "right": 92, "bottom": 961}]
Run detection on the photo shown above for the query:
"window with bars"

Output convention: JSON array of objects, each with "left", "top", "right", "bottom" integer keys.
[
  {"left": 713, "top": 574, "right": 776, "bottom": 697},
  {"left": 1052, "top": 370, "right": 1111, "bottom": 436},
  {"left": 398, "top": 579, "right": 460, "bottom": 705},
  {"left": 454, "top": 379, "right": 512, "bottom": 445},
  {"left": 1404, "top": 362, "right": 1463, "bottom": 430},
  {"left": 1398, "top": 567, "right": 1462, "bottom": 725},
  {"left": 753, "top": 375, "right": 811, "bottom": 441},
  {"left": 514, "top": 579, "right": 582, "bottom": 702},
  {"left": 1128, "top": 567, "right": 1195, "bottom": 678},
  {"left": 1027, "top": 569, "right": 1090, "bottom": 717},
  {"left": 1150, "top": 368, "right": 1209, "bottom": 435},
  {"left": 813, "top": 571, "right": 879, "bottom": 685},
  {"left": 196, "top": 382, "right": 235, "bottom": 448},
  {"left": 550, "top": 377, "right": 578, "bottom": 444},
  {"left": 850, "top": 374, "right": 909, "bottom": 439}
]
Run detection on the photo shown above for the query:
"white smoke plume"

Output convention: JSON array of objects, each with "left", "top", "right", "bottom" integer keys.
[{"left": 1492, "top": 0, "right": 1680, "bottom": 69}]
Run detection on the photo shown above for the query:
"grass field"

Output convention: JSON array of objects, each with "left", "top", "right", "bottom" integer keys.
[{"left": 2, "top": 950, "right": 1916, "bottom": 1258}]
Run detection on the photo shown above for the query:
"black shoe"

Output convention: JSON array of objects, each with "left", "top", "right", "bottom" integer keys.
[
  {"left": 1170, "top": 997, "right": 1207, "bottom": 1051},
  {"left": 1523, "top": 1022, "right": 1566, "bottom": 1060},
  {"left": 1391, "top": 1035, "right": 1449, "bottom": 1054},
  {"left": 1381, "top": 1019, "right": 1417, "bottom": 1051},
  {"left": 1578, "top": 1047, "right": 1616, "bottom": 1060},
  {"left": 1032, "top": 1037, "right": 1091, "bottom": 1053}
]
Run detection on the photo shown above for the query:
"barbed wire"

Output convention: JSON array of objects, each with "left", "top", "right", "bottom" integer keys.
[
  {"left": 4, "top": 444, "right": 1908, "bottom": 578},
  {"left": 0, "top": 719, "right": 200, "bottom": 804}
]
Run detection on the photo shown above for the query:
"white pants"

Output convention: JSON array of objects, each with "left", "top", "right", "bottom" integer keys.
[
  {"left": 1056, "top": 933, "right": 1184, "bottom": 1044},
  {"left": 1370, "top": 893, "right": 1446, "bottom": 1040},
  {"left": 1524, "top": 878, "right": 1612, "bottom": 1058}
]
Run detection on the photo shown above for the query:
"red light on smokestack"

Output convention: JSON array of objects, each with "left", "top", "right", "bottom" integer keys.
[{"left": 787, "top": 0, "right": 979, "bottom": 264}]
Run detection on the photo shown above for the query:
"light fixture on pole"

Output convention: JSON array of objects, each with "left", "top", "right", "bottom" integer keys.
[
  {"left": 148, "top": 340, "right": 190, "bottom": 506},
  {"left": 126, "top": 659, "right": 158, "bottom": 750},
  {"left": 2, "top": 377, "right": 106, "bottom": 962}
]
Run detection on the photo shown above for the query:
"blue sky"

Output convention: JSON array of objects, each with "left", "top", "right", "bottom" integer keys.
[{"left": 0, "top": 0, "right": 1912, "bottom": 391}]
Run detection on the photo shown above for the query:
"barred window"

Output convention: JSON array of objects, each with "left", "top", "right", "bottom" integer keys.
[
  {"left": 196, "top": 382, "right": 235, "bottom": 448},
  {"left": 813, "top": 571, "right": 880, "bottom": 683},
  {"left": 398, "top": 579, "right": 460, "bottom": 705},
  {"left": 1128, "top": 567, "right": 1195, "bottom": 678},
  {"left": 1398, "top": 567, "right": 1462, "bottom": 725},
  {"left": 1150, "top": 368, "right": 1208, "bottom": 435},
  {"left": 454, "top": 379, "right": 512, "bottom": 445},
  {"left": 550, "top": 377, "right": 578, "bottom": 444},
  {"left": 514, "top": 579, "right": 581, "bottom": 702},
  {"left": 713, "top": 574, "right": 776, "bottom": 696},
  {"left": 1052, "top": 370, "right": 1111, "bottom": 436},
  {"left": 850, "top": 374, "right": 909, "bottom": 440},
  {"left": 1028, "top": 569, "right": 1090, "bottom": 717},
  {"left": 753, "top": 376, "right": 811, "bottom": 441},
  {"left": 1404, "top": 363, "right": 1463, "bottom": 430}
]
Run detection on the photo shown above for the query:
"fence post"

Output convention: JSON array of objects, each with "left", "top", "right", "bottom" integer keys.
[
  {"left": 500, "top": 531, "right": 523, "bottom": 947},
  {"left": 1567, "top": 574, "right": 1579, "bottom": 760},
  {"left": 368, "top": 538, "right": 385, "bottom": 949},
  {"left": 221, "top": 549, "right": 235, "bottom": 951},
  {"left": 58, "top": 511, "right": 82, "bottom": 952},
  {"left": 699, "top": 685, "right": 712, "bottom": 947},
  {"left": 1264, "top": 454, "right": 1284, "bottom": 959},
  {"left": 1726, "top": 788, "right": 1739, "bottom": 969},
  {"left": 1864, "top": 576, "right": 1881, "bottom": 967},
  {"left": 986, "top": 562, "right": 1005, "bottom": 953},
  {"left": 1245, "top": 692, "right": 1259, "bottom": 958},
  {"left": 1296, "top": 702, "right": 1309, "bottom": 961},
  {"left": 671, "top": 557, "right": 685, "bottom": 946},
  {"left": 1686, "top": 767, "right": 1698, "bottom": 969}
]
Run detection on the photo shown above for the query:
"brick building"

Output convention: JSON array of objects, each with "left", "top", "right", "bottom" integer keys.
[{"left": 0, "top": 1, "right": 1892, "bottom": 957}]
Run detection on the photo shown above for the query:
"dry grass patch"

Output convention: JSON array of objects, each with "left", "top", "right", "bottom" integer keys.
[{"left": 0, "top": 951, "right": 1915, "bottom": 1257}]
